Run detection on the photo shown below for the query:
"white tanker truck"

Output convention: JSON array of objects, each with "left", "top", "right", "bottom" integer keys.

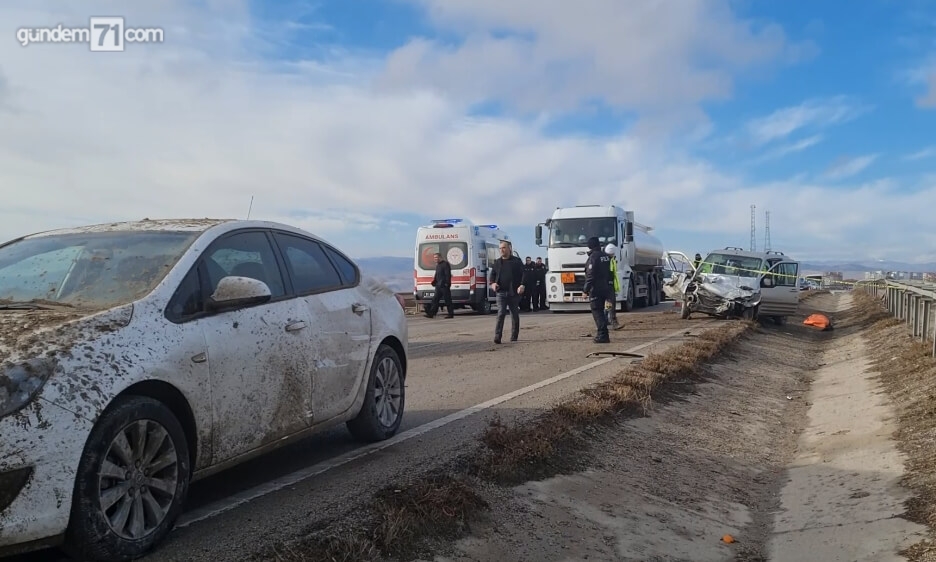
[{"left": 535, "top": 205, "right": 666, "bottom": 312}]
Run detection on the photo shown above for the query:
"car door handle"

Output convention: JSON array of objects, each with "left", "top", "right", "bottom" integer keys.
[
  {"left": 352, "top": 303, "right": 368, "bottom": 314},
  {"left": 285, "top": 321, "right": 307, "bottom": 332}
]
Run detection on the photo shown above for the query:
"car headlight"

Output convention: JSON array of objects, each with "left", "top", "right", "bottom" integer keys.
[{"left": 0, "top": 357, "right": 57, "bottom": 418}]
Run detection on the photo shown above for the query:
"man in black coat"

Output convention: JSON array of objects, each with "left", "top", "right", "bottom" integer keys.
[
  {"left": 489, "top": 241, "right": 525, "bottom": 343},
  {"left": 521, "top": 256, "right": 535, "bottom": 311},
  {"left": 425, "top": 252, "right": 454, "bottom": 318},
  {"left": 533, "top": 257, "right": 548, "bottom": 310},
  {"left": 582, "top": 236, "right": 611, "bottom": 343}
]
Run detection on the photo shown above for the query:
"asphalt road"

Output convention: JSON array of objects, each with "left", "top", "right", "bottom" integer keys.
[{"left": 7, "top": 301, "right": 717, "bottom": 561}]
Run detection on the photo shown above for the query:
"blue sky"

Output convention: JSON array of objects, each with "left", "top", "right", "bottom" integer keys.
[{"left": 2, "top": 0, "right": 935, "bottom": 265}]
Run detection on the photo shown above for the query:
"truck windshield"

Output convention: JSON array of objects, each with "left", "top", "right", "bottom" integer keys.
[
  {"left": 698, "top": 253, "right": 765, "bottom": 277},
  {"left": 0, "top": 231, "right": 199, "bottom": 309},
  {"left": 548, "top": 218, "right": 617, "bottom": 248},
  {"left": 418, "top": 242, "right": 468, "bottom": 270}
]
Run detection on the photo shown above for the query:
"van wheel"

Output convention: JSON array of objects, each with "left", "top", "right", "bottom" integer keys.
[
  {"left": 476, "top": 298, "right": 491, "bottom": 315},
  {"left": 64, "top": 396, "right": 190, "bottom": 562},
  {"left": 347, "top": 344, "right": 405, "bottom": 442}
]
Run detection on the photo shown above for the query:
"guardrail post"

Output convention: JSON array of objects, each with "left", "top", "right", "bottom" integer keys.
[
  {"left": 922, "top": 298, "right": 932, "bottom": 344},
  {"left": 913, "top": 295, "right": 921, "bottom": 337}
]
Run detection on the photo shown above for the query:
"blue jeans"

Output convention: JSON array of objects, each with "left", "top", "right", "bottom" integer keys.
[{"left": 495, "top": 292, "right": 520, "bottom": 340}]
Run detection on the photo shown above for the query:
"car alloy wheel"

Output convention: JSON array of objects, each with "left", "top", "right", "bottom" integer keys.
[
  {"left": 374, "top": 355, "right": 403, "bottom": 429},
  {"left": 98, "top": 419, "right": 180, "bottom": 540}
]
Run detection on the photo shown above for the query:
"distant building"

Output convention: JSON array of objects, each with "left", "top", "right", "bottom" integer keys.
[
  {"left": 865, "top": 271, "right": 885, "bottom": 281},
  {"left": 924, "top": 272, "right": 936, "bottom": 283}
]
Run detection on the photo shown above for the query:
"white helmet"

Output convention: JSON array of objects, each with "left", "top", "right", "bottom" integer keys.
[{"left": 604, "top": 243, "right": 617, "bottom": 255}]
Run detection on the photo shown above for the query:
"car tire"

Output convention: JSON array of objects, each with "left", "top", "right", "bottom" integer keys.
[
  {"left": 64, "top": 395, "right": 191, "bottom": 562},
  {"left": 680, "top": 300, "right": 691, "bottom": 319},
  {"left": 347, "top": 344, "right": 405, "bottom": 443}
]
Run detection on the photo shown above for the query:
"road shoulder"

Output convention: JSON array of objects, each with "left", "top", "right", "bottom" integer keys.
[
  {"left": 766, "top": 292, "right": 928, "bottom": 561},
  {"left": 419, "top": 301, "right": 832, "bottom": 561}
]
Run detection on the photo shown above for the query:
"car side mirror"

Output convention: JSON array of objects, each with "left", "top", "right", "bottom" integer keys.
[
  {"left": 207, "top": 276, "right": 272, "bottom": 311},
  {"left": 761, "top": 277, "right": 775, "bottom": 288}
]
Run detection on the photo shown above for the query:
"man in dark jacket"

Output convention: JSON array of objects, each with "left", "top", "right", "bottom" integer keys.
[
  {"left": 489, "top": 241, "right": 525, "bottom": 343},
  {"left": 582, "top": 236, "right": 611, "bottom": 343},
  {"left": 533, "top": 257, "right": 548, "bottom": 310},
  {"left": 520, "top": 256, "right": 535, "bottom": 311},
  {"left": 425, "top": 252, "right": 454, "bottom": 318}
]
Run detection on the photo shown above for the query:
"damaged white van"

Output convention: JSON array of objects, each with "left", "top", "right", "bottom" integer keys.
[{"left": 663, "top": 247, "right": 800, "bottom": 325}]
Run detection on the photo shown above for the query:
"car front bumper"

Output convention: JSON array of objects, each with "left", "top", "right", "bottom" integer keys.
[{"left": 0, "top": 398, "right": 92, "bottom": 554}]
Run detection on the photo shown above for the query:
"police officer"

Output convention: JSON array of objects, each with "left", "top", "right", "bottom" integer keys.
[
  {"left": 533, "top": 257, "right": 548, "bottom": 310},
  {"left": 582, "top": 236, "right": 611, "bottom": 343},
  {"left": 521, "top": 256, "right": 535, "bottom": 311}
]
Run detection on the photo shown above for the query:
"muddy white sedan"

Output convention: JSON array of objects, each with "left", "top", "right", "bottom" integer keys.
[{"left": 0, "top": 219, "right": 408, "bottom": 560}]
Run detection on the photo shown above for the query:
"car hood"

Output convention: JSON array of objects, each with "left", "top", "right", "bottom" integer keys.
[
  {"left": 0, "top": 305, "right": 133, "bottom": 368},
  {"left": 663, "top": 272, "right": 761, "bottom": 302}
]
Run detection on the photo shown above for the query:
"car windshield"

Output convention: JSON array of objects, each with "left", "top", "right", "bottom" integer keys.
[
  {"left": 0, "top": 231, "right": 200, "bottom": 309},
  {"left": 548, "top": 218, "right": 617, "bottom": 248},
  {"left": 698, "top": 253, "right": 765, "bottom": 277}
]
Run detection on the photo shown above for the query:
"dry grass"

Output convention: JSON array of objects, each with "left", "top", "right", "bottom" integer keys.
[
  {"left": 472, "top": 320, "right": 754, "bottom": 484},
  {"left": 852, "top": 290, "right": 936, "bottom": 562},
  {"left": 370, "top": 473, "right": 488, "bottom": 557},
  {"left": 268, "top": 473, "right": 487, "bottom": 562},
  {"left": 268, "top": 319, "right": 755, "bottom": 560}
]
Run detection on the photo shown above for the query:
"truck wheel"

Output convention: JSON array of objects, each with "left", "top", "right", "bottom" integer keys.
[
  {"left": 64, "top": 396, "right": 191, "bottom": 562},
  {"left": 623, "top": 284, "right": 635, "bottom": 312},
  {"left": 649, "top": 278, "right": 659, "bottom": 306}
]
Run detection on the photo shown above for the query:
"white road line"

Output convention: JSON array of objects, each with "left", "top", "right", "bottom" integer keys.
[{"left": 175, "top": 321, "right": 714, "bottom": 529}]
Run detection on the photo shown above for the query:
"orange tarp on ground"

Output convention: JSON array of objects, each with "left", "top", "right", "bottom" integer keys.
[{"left": 803, "top": 313, "right": 831, "bottom": 330}]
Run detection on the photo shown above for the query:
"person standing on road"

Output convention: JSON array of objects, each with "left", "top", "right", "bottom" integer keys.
[
  {"left": 604, "top": 244, "right": 621, "bottom": 330},
  {"left": 425, "top": 252, "right": 454, "bottom": 319},
  {"left": 521, "top": 256, "right": 535, "bottom": 311},
  {"left": 534, "top": 257, "right": 548, "bottom": 310},
  {"left": 490, "top": 241, "right": 525, "bottom": 344},
  {"left": 582, "top": 236, "right": 611, "bottom": 343}
]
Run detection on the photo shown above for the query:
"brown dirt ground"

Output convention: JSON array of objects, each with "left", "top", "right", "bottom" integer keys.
[
  {"left": 851, "top": 290, "right": 936, "bottom": 561},
  {"left": 262, "top": 292, "right": 848, "bottom": 562}
]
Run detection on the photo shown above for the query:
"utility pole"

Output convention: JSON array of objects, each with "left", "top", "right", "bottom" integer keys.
[
  {"left": 764, "top": 210, "right": 771, "bottom": 252},
  {"left": 750, "top": 204, "right": 756, "bottom": 252}
]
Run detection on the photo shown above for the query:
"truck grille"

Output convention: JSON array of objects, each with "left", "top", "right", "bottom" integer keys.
[{"left": 562, "top": 263, "right": 586, "bottom": 269}]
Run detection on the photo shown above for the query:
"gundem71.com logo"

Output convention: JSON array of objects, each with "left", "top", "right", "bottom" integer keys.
[{"left": 17, "top": 17, "right": 164, "bottom": 52}]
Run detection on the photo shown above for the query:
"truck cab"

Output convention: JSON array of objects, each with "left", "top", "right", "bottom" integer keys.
[{"left": 535, "top": 205, "right": 665, "bottom": 313}]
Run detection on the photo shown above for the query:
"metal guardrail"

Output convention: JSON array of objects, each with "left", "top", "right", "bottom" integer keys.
[{"left": 859, "top": 279, "right": 936, "bottom": 357}]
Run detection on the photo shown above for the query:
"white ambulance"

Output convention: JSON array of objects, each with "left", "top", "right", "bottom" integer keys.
[{"left": 414, "top": 218, "right": 513, "bottom": 315}]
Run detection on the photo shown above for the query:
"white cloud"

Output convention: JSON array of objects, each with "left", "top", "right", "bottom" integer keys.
[
  {"left": 822, "top": 154, "right": 879, "bottom": 180},
  {"left": 745, "top": 96, "right": 869, "bottom": 146},
  {"left": 750, "top": 135, "right": 823, "bottom": 163},
  {"left": 381, "top": 0, "right": 814, "bottom": 121},
  {"left": 0, "top": 0, "right": 933, "bottom": 264},
  {"left": 904, "top": 146, "right": 936, "bottom": 160}
]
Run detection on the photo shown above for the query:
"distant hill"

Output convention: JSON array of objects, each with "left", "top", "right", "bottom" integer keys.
[
  {"left": 800, "top": 261, "right": 936, "bottom": 273},
  {"left": 355, "top": 256, "right": 412, "bottom": 292},
  {"left": 352, "top": 256, "right": 936, "bottom": 289}
]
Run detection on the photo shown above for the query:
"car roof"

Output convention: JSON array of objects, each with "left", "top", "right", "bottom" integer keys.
[
  {"left": 19, "top": 218, "right": 330, "bottom": 242},
  {"left": 21, "top": 218, "right": 236, "bottom": 239},
  {"left": 706, "top": 247, "right": 796, "bottom": 260}
]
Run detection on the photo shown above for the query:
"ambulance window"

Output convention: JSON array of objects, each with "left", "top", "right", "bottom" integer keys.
[{"left": 418, "top": 243, "right": 440, "bottom": 269}]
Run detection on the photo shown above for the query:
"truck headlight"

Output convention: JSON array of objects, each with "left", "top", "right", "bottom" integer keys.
[
  {"left": 549, "top": 276, "right": 556, "bottom": 283},
  {"left": 0, "top": 358, "right": 57, "bottom": 418}
]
